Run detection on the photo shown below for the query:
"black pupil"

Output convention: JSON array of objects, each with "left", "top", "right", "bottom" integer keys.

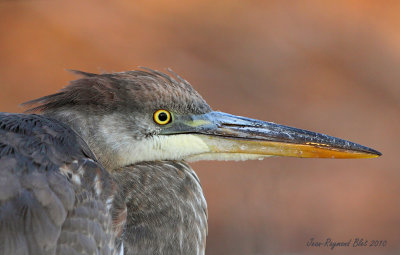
[{"left": 158, "top": 112, "right": 168, "bottom": 122}]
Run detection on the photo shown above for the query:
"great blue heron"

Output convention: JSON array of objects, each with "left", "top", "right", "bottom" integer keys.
[{"left": 0, "top": 68, "right": 381, "bottom": 255}]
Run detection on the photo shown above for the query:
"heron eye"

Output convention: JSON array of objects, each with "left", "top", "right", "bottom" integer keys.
[{"left": 153, "top": 110, "right": 172, "bottom": 125}]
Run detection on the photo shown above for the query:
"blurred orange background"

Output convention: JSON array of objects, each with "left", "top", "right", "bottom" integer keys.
[{"left": 0, "top": 0, "right": 399, "bottom": 254}]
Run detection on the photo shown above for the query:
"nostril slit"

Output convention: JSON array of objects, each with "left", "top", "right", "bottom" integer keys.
[{"left": 220, "top": 123, "right": 250, "bottom": 128}]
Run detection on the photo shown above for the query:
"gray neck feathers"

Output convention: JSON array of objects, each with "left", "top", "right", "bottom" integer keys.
[
  {"left": 46, "top": 110, "right": 208, "bottom": 254},
  {"left": 113, "top": 161, "right": 208, "bottom": 255}
]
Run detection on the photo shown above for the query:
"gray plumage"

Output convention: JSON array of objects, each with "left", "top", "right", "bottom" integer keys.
[
  {"left": 113, "top": 161, "right": 207, "bottom": 255},
  {"left": 1, "top": 69, "right": 210, "bottom": 255},
  {"left": 0, "top": 113, "right": 121, "bottom": 254}
]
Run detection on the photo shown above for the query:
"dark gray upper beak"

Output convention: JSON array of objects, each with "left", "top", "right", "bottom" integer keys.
[{"left": 160, "top": 111, "right": 381, "bottom": 159}]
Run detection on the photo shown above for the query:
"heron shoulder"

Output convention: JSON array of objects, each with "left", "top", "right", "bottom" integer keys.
[{"left": 0, "top": 113, "right": 122, "bottom": 254}]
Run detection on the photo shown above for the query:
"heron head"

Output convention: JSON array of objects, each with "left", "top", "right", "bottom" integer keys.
[{"left": 24, "top": 68, "right": 381, "bottom": 169}]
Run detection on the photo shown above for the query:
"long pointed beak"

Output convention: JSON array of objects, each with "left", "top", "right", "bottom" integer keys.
[{"left": 161, "top": 111, "right": 381, "bottom": 160}]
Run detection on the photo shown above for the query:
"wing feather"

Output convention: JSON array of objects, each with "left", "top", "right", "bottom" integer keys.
[{"left": 0, "top": 113, "right": 124, "bottom": 255}]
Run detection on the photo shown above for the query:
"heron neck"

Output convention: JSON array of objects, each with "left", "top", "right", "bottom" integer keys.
[{"left": 112, "top": 161, "right": 208, "bottom": 255}]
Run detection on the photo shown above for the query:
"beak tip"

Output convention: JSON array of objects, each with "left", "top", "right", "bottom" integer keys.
[
  {"left": 357, "top": 147, "right": 381, "bottom": 158},
  {"left": 371, "top": 149, "right": 382, "bottom": 157}
]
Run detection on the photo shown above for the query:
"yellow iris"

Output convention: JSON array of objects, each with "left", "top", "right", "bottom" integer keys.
[{"left": 153, "top": 110, "right": 172, "bottom": 125}]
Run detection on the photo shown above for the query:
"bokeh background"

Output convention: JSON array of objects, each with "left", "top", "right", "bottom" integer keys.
[{"left": 0, "top": 1, "right": 399, "bottom": 254}]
